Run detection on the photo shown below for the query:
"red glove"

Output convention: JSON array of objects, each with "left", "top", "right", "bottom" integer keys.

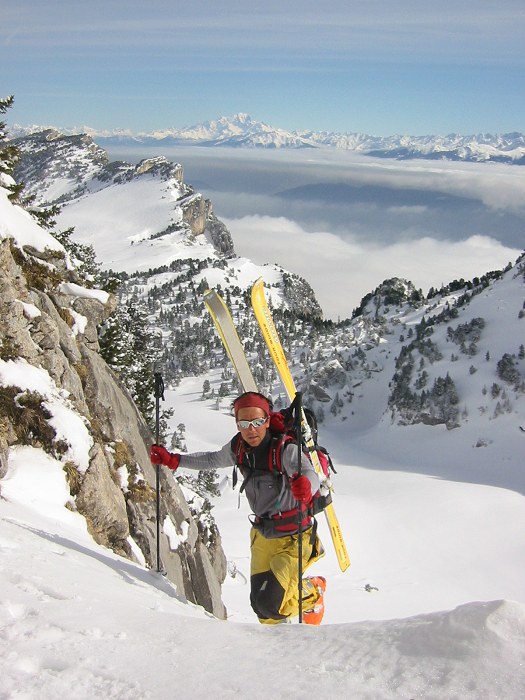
[
  {"left": 290, "top": 474, "right": 312, "bottom": 503},
  {"left": 150, "top": 445, "right": 180, "bottom": 471}
]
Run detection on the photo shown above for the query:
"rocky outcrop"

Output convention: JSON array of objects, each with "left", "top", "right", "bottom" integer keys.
[
  {"left": 0, "top": 236, "right": 227, "bottom": 618},
  {"left": 182, "top": 193, "right": 210, "bottom": 236},
  {"left": 282, "top": 272, "right": 323, "bottom": 319}
]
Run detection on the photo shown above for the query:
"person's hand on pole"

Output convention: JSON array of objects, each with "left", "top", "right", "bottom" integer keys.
[{"left": 150, "top": 445, "right": 181, "bottom": 471}]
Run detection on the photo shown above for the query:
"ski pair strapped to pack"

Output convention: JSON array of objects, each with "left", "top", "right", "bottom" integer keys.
[{"left": 250, "top": 279, "right": 350, "bottom": 572}]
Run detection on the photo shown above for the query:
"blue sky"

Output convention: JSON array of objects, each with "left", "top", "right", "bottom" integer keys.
[{"left": 2, "top": 0, "right": 525, "bottom": 135}]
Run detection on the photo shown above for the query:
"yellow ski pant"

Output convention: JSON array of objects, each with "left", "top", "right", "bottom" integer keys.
[{"left": 249, "top": 526, "right": 324, "bottom": 624}]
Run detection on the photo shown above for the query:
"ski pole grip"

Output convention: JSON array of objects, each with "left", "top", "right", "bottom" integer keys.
[{"left": 154, "top": 372, "right": 165, "bottom": 400}]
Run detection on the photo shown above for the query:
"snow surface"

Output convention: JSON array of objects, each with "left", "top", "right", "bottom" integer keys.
[
  {"left": 0, "top": 187, "right": 64, "bottom": 256},
  {"left": 55, "top": 176, "right": 217, "bottom": 272},
  {"left": 2, "top": 378, "right": 525, "bottom": 699}
]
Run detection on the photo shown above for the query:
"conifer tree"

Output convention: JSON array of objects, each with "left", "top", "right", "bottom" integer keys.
[
  {"left": 99, "top": 299, "right": 164, "bottom": 430},
  {"left": 0, "top": 95, "right": 22, "bottom": 201}
]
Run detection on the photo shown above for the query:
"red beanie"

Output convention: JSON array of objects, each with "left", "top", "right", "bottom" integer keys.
[{"left": 233, "top": 392, "right": 271, "bottom": 417}]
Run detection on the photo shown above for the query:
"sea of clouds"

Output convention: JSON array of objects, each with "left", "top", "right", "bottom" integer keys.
[{"left": 107, "top": 146, "right": 524, "bottom": 319}]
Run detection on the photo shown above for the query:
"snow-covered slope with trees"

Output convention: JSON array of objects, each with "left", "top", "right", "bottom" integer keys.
[
  {"left": 11, "top": 129, "right": 235, "bottom": 271},
  {"left": 9, "top": 126, "right": 525, "bottom": 476}
]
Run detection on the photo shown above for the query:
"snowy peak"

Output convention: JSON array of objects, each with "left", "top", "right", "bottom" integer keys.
[
  {"left": 12, "top": 130, "right": 185, "bottom": 205},
  {"left": 12, "top": 130, "right": 109, "bottom": 203},
  {"left": 173, "top": 112, "right": 259, "bottom": 140},
  {"left": 336, "top": 260, "right": 525, "bottom": 443},
  {"left": 158, "top": 113, "right": 315, "bottom": 149},
  {"left": 353, "top": 277, "right": 423, "bottom": 317}
]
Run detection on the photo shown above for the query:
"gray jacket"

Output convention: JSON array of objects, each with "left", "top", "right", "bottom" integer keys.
[{"left": 179, "top": 433, "right": 319, "bottom": 533}]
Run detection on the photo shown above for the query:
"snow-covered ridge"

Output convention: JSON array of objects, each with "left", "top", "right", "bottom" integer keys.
[
  {"left": 11, "top": 130, "right": 236, "bottom": 268},
  {"left": 10, "top": 114, "right": 525, "bottom": 163}
]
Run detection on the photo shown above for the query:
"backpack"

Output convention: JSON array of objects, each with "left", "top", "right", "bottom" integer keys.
[{"left": 267, "top": 403, "right": 335, "bottom": 516}]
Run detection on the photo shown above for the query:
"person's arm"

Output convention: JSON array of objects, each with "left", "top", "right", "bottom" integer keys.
[
  {"left": 179, "top": 442, "right": 235, "bottom": 471},
  {"left": 151, "top": 442, "right": 234, "bottom": 472}
]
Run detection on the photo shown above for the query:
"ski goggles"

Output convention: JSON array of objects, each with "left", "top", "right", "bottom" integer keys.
[{"left": 236, "top": 417, "right": 268, "bottom": 429}]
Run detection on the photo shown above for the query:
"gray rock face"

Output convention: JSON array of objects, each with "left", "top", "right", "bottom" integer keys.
[{"left": 0, "top": 237, "right": 226, "bottom": 619}]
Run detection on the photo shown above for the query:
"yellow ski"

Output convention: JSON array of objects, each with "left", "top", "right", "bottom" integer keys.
[{"left": 251, "top": 278, "right": 350, "bottom": 572}]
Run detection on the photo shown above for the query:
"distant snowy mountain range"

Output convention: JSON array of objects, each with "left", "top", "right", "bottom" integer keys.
[{"left": 10, "top": 113, "right": 525, "bottom": 164}]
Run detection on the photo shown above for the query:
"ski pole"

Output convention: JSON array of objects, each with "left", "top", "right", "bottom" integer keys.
[
  {"left": 295, "top": 391, "right": 304, "bottom": 623},
  {"left": 154, "top": 371, "right": 165, "bottom": 573}
]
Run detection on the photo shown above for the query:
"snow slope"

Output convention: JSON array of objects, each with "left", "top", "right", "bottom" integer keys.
[{"left": 2, "top": 397, "right": 525, "bottom": 699}]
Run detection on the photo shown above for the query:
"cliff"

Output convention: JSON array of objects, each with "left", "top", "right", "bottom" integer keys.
[{"left": 0, "top": 187, "right": 227, "bottom": 618}]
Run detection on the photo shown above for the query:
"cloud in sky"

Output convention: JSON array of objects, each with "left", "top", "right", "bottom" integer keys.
[
  {"left": 3, "top": 1, "right": 525, "bottom": 134},
  {"left": 223, "top": 215, "right": 521, "bottom": 320},
  {"left": 118, "top": 145, "right": 525, "bottom": 229},
  {"left": 174, "top": 148, "right": 525, "bottom": 255},
  {"left": 4, "top": 1, "right": 524, "bottom": 60}
]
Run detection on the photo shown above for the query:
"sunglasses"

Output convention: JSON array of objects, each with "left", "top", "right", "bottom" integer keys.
[{"left": 237, "top": 417, "right": 268, "bottom": 429}]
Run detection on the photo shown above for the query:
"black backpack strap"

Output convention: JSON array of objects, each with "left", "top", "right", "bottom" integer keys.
[
  {"left": 270, "top": 434, "right": 296, "bottom": 475},
  {"left": 231, "top": 433, "right": 261, "bottom": 494},
  {"left": 231, "top": 433, "right": 245, "bottom": 488},
  {"left": 317, "top": 445, "right": 336, "bottom": 473}
]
